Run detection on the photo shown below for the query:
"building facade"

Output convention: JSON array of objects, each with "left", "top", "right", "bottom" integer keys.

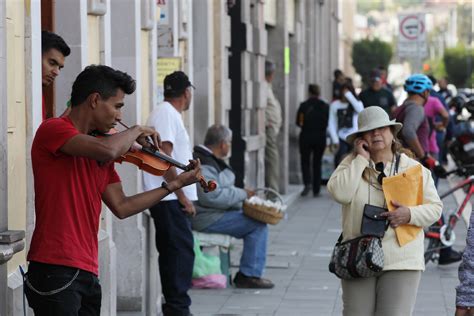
[{"left": 0, "top": 0, "right": 340, "bottom": 314}]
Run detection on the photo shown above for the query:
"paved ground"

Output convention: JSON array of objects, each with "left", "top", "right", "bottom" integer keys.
[{"left": 188, "top": 179, "right": 469, "bottom": 316}]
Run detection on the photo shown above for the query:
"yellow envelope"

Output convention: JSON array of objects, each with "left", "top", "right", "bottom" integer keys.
[{"left": 382, "top": 164, "right": 423, "bottom": 246}]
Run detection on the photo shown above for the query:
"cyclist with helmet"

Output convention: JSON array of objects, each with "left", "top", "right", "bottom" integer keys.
[
  {"left": 393, "top": 74, "right": 433, "bottom": 164},
  {"left": 394, "top": 74, "right": 462, "bottom": 265}
]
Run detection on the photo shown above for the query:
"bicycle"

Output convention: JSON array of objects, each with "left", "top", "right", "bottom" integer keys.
[{"left": 424, "top": 164, "right": 474, "bottom": 264}]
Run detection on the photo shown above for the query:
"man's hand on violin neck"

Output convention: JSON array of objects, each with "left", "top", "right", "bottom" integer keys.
[{"left": 172, "top": 159, "right": 202, "bottom": 188}]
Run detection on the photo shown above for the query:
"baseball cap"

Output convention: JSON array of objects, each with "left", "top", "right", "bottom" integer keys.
[
  {"left": 163, "top": 71, "right": 195, "bottom": 94},
  {"left": 369, "top": 69, "right": 382, "bottom": 82}
]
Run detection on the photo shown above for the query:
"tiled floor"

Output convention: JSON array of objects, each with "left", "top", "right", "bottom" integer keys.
[
  {"left": 188, "top": 180, "right": 468, "bottom": 316},
  {"left": 119, "top": 178, "right": 469, "bottom": 316}
]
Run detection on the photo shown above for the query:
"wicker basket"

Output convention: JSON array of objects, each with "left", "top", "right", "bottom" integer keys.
[{"left": 243, "top": 188, "right": 285, "bottom": 225}]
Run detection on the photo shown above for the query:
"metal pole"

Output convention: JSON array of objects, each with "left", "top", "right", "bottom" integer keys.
[{"left": 416, "top": 13, "right": 421, "bottom": 72}]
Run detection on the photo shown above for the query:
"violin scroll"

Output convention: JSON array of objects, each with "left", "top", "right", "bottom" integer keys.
[{"left": 200, "top": 178, "right": 217, "bottom": 193}]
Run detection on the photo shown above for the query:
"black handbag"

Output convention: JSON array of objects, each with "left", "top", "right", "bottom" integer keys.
[
  {"left": 361, "top": 204, "right": 388, "bottom": 238},
  {"left": 360, "top": 154, "right": 400, "bottom": 238}
]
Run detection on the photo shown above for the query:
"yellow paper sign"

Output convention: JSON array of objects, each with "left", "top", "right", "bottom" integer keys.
[
  {"left": 157, "top": 57, "right": 182, "bottom": 86},
  {"left": 284, "top": 47, "right": 290, "bottom": 74}
]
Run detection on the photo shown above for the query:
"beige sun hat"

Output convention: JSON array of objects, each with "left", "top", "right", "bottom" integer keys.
[{"left": 345, "top": 106, "right": 403, "bottom": 144}]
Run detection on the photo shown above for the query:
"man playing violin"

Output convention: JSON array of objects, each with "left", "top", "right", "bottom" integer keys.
[
  {"left": 143, "top": 71, "right": 197, "bottom": 316},
  {"left": 25, "top": 65, "right": 202, "bottom": 316}
]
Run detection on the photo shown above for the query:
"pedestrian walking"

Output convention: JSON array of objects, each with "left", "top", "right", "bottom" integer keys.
[
  {"left": 296, "top": 84, "right": 329, "bottom": 197},
  {"left": 332, "top": 69, "right": 346, "bottom": 100},
  {"left": 359, "top": 68, "right": 397, "bottom": 115},
  {"left": 328, "top": 79, "right": 364, "bottom": 167}
]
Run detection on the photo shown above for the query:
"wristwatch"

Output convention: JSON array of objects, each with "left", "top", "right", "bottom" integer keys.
[{"left": 161, "top": 181, "right": 172, "bottom": 194}]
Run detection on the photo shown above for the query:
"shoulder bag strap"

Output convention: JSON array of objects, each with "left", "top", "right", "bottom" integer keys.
[{"left": 394, "top": 153, "right": 401, "bottom": 174}]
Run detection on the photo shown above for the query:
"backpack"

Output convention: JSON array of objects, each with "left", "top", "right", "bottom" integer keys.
[
  {"left": 337, "top": 104, "right": 354, "bottom": 129},
  {"left": 392, "top": 104, "right": 408, "bottom": 144}
]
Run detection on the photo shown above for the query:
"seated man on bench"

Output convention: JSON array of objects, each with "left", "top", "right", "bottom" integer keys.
[{"left": 192, "top": 124, "right": 274, "bottom": 289}]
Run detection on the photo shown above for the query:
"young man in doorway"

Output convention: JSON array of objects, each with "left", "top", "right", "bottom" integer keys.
[{"left": 41, "top": 31, "right": 70, "bottom": 120}]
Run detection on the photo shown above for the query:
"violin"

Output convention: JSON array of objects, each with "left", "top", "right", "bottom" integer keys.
[{"left": 101, "top": 123, "right": 217, "bottom": 193}]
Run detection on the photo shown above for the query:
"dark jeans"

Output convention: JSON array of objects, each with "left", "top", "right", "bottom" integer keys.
[
  {"left": 150, "top": 200, "right": 194, "bottom": 316},
  {"left": 299, "top": 133, "right": 326, "bottom": 194},
  {"left": 24, "top": 261, "right": 101, "bottom": 316},
  {"left": 334, "top": 139, "right": 353, "bottom": 167}
]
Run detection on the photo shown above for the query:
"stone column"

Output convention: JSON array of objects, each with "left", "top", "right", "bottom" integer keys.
[
  {"left": 288, "top": 0, "right": 306, "bottom": 184},
  {"left": 229, "top": 0, "right": 267, "bottom": 189},
  {"left": 213, "top": 0, "right": 231, "bottom": 127},
  {"left": 55, "top": 0, "right": 88, "bottom": 114},
  {"left": 96, "top": 1, "right": 117, "bottom": 313},
  {"left": 330, "top": 1, "right": 340, "bottom": 76},
  {"left": 192, "top": 0, "right": 214, "bottom": 144},
  {"left": 305, "top": 0, "right": 316, "bottom": 86},
  {"left": 24, "top": 0, "right": 42, "bottom": 258},
  {"left": 0, "top": 0, "right": 8, "bottom": 313},
  {"left": 55, "top": 2, "right": 119, "bottom": 315},
  {"left": 266, "top": 0, "right": 289, "bottom": 193},
  {"left": 110, "top": 0, "right": 147, "bottom": 312}
]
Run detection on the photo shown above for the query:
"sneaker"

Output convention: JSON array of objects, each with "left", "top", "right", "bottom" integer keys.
[
  {"left": 233, "top": 271, "right": 275, "bottom": 289},
  {"left": 301, "top": 186, "right": 311, "bottom": 197},
  {"left": 439, "top": 249, "right": 463, "bottom": 265}
]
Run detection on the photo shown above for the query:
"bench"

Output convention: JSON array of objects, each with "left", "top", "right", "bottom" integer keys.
[{"left": 192, "top": 231, "right": 232, "bottom": 286}]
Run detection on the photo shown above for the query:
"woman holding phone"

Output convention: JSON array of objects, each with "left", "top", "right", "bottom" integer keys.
[{"left": 327, "top": 106, "right": 442, "bottom": 316}]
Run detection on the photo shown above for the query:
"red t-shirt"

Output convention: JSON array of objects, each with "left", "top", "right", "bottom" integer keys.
[{"left": 28, "top": 116, "right": 121, "bottom": 275}]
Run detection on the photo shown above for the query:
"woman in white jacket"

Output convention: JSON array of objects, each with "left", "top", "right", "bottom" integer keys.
[
  {"left": 327, "top": 106, "right": 442, "bottom": 316},
  {"left": 328, "top": 81, "right": 365, "bottom": 167}
]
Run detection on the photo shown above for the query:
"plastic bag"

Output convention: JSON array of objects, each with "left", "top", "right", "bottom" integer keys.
[
  {"left": 191, "top": 274, "right": 227, "bottom": 289},
  {"left": 192, "top": 236, "right": 222, "bottom": 278}
]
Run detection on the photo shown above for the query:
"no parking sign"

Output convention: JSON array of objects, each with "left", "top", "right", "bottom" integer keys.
[{"left": 398, "top": 13, "right": 427, "bottom": 58}]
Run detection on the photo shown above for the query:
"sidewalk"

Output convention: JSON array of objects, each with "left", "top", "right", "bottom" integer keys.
[{"left": 189, "top": 180, "right": 468, "bottom": 316}]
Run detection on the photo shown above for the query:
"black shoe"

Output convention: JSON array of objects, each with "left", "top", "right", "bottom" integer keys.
[
  {"left": 233, "top": 271, "right": 275, "bottom": 289},
  {"left": 313, "top": 191, "right": 320, "bottom": 197},
  {"left": 438, "top": 249, "right": 463, "bottom": 265},
  {"left": 301, "top": 186, "right": 311, "bottom": 197}
]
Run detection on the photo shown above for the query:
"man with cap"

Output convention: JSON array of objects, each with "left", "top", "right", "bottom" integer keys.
[
  {"left": 143, "top": 71, "right": 197, "bottom": 316},
  {"left": 359, "top": 68, "right": 397, "bottom": 116}
]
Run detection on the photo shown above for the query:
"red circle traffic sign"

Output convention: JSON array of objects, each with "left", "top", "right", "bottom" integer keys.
[{"left": 399, "top": 15, "right": 425, "bottom": 40}]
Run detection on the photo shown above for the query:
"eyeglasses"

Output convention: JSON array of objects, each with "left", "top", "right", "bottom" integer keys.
[{"left": 375, "top": 162, "right": 386, "bottom": 185}]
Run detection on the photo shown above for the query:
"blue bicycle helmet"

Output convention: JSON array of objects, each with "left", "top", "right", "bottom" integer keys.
[{"left": 404, "top": 74, "right": 433, "bottom": 94}]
